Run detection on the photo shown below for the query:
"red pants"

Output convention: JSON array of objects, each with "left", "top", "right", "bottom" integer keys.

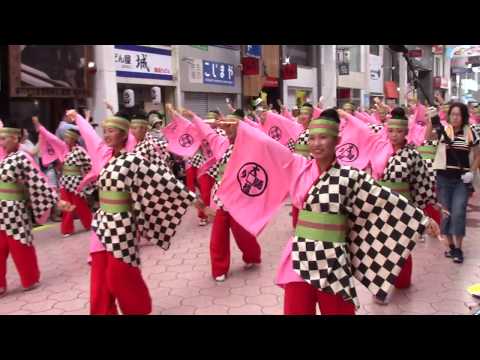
[
  {"left": 90, "top": 251, "right": 151, "bottom": 315},
  {"left": 186, "top": 167, "right": 214, "bottom": 220},
  {"left": 210, "top": 209, "right": 261, "bottom": 278},
  {"left": 284, "top": 282, "right": 356, "bottom": 315},
  {"left": 395, "top": 255, "right": 413, "bottom": 289},
  {"left": 292, "top": 206, "right": 299, "bottom": 229},
  {"left": 423, "top": 204, "right": 441, "bottom": 226},
  {"left": 0, "top": 230, "right": 40, "bottom": 289},
  {"left": 60, "top": 188, "right": 92, "bottom": 235}
]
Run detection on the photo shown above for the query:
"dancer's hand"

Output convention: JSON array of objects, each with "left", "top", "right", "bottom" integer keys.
[
  {"left": 57, "top": 200, "right": 76, "bottom": 212},
  {"left": 425, "top": 217, "right": 440, "bottom": 237},
  {"left": 204, "top": 207, "right": 216, "bottom": 221},
  {"left": 66, "top": 109, "right": 77, "bottom": 122},
  {"left": 193, "top": 198, "right": 206, "bottom": 211}
]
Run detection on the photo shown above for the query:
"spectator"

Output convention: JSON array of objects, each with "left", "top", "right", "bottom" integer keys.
[{"left": 434, "top": 102, "right": 480, "bottom": 264}]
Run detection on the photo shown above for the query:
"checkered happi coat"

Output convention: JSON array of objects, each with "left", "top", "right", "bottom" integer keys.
[
  {"left": 207, "top": 144, "right": 234, "bottom": 209},
  {"left": 91, "top": 152, "right": 196, "bottom": 266},
  {"left": 291, "top": 163, "right": 427, "bottom": 307},
  {"left": 0, "top": 151, "right": 58, "bottom": 245},
  {"left": 380, "top": 144, "right": 436, "bottom": 209},
  {"left": 419, "top": 140, "right": 438, "bottom": 186},
  {"left": 135, "top": 132, "right": 171, "bottom": 167},
  {"left": 186, "top": 128, "right": 226, "bottom": 168},
  {"left": 59, "top": 145, "right": 94, "bottom": 197}
]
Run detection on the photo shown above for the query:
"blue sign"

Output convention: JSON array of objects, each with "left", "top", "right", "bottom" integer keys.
[
  {"left": 203, "top": 61, "right": 235, "bottom": 86},
  {"left": 246, "top": 45, "right": 261, "bottom": 58}
]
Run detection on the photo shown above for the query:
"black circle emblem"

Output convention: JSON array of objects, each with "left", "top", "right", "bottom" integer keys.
[
  {"left": 268, "top": 126, "right": 282, "bottom": 141},
  {"left": 201, "top": 139, "right": 213, "bottom": 158},
  {"left": 179, "top": 133, "right": 194, "bottom": 148},
  {"left": 47, "top": 144, "right": 55, "bottom": 156},
  {"left": 336, "top": 143, "right": 359, "bottom": 162},
  {"left": 237, "top": 162, "right": 268, "bottom": 197}
]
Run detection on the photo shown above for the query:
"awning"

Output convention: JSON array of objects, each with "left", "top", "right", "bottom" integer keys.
[{"left": 409, "top": 59, "right": 431, "bottom": 72}]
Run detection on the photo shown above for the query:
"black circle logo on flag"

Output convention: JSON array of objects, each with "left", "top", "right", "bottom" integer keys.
[
  {"left": 268, "top": 126, "right": 282, "bottom": 141},
  {"left": 179, "top": 134, "right": 194, "bottom": 148},
  {"left": 47, "top": 144, "right": 55, "bottom": 156},
  {"left": 201, "top": 139, "right": 213, "bottom": 158},
  {"left": 237, "top": 162, "right": 268, "bottom": 197},
  {"left": 336, "top": 143, "right": 359, "bottom": 162}
]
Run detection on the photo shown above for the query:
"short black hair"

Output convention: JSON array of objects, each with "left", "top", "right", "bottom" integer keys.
[
  {"left": 319, "top": 108, "right": 340, "bottom": 123},
  {"left": 68, "top": 129, "right": 80, "bottom": 137},
  {"left": 115, "top": 110, "right": 132, "bottom": 121},
  {"left": 390, "top": 107, "right": 407, "bottom": 120},
  {"left": 208, "top": 110, "right": 220, "bottom": 116},
  {"left": 302, "top": 102, "right": 313, "bottom": 108},
  {"left": 448, "top": 102, "right": 470, "bottom": 126},
  {"left": 232, "top": 109, "right": 245, "bottom": 118},
  {"left": 130, "top": 110, "right": 147, "bottom": 120}
]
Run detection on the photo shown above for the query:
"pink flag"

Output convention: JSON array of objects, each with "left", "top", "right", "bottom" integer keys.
[
  {"left": 336, "top": 113, "right": 378, "bottom": 170},
  {"left": 163, "top": 114, "right": 202, "bottom": 158},
  {"left": 38, "top": 137, "right": 59, "bottom": 166},
  {"left": 369, "top": 138, "right": 394, "bottom": 180},
  {"left": 313, "top": 106, "right": 322, "bottom": 119},
  {"left": 37, "top": 125, "right": 69, "bottom": 165},
  {"left": 262, "top": 112, "right": 303, "bottom": 148},
  {"left": 216, "top": 121, "right": 295, "bottom": 237}
]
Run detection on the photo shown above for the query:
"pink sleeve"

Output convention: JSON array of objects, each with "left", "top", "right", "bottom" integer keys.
[
  {"left": 313, "top": 106, "right": 322, "bottom": 119},
  {"left": 191, "top": 115, "right": 229, "bottom": 161},
  {"left": 38, "top": 125, "right": 69, "bottom": 162},
  {"left": 75, "top": 114, "right": 110, "bottom": 167},
  {"left": 281, "top": 108, "right": 296, "bottom": 121},
  {"left": 354, "top": 111, "right": 373, "bottom": 124}
]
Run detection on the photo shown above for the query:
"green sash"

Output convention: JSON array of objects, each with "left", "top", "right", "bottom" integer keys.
[{"left": 295, "top": 210, "right": 348, "bottom": 243}]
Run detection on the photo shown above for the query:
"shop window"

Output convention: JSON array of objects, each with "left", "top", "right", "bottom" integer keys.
[{"left": 370, "top": 45, "right": 380, "bottom": 56}]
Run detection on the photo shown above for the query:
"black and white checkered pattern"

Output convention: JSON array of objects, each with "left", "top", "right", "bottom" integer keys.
[
  {"left": 419, "top": 140, "right": 438, "bottom": 186},
  {"left": 59, "top": 145, "right": 94, "bottom": 197},
  {"left": 291, "top": 163, "right": 427, "bottom": 307},
  {"left": 0, "top": 151, "right": 58, "bottom": 245},
  {"left": 207, "top": 145, "right": 234, "bottom": 209},
  {"left": 135, "top": 134, "right": 171, "bottom": 167},
  {"left": 91, "top": 152, "right": 196, "bottom": 267},
  {"left": 368, "top": 124, "right": 384, "bottom": 133},
  {"left": 380, "top": 145, "right": 436, "bottom": 209},
  {"left": 287, "top": 138, "right": 296, "bottom": 152},
  {"left": 295, "top": 129, "right": 310, "bottom": 146},
  {"left": 188, "top": 151, "right": 206, "bottom": 168}
]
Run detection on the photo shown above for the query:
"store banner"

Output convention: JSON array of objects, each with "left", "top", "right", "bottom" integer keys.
[
  {"left": 246, "top": 45, "right": 262, "bottom": 59},
  {"left": 369, "top": 55, "right": 383, "bottom": 94},
  {"left": 282, "top": 63, "right": 297, "bottom": 80},
  {"left": 242, "top": 57, "right": 259, "bottom": 75},
  {"left": 203, "top": 60, "right": 235, "bottom": 86},
  {"left": 114, "top": 45, "right": 173, "bottom": 81}
]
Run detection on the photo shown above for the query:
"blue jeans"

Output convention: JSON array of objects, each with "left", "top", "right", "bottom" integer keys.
[{"left": 436, "top": 173, "right": 468, "bottom": 236}]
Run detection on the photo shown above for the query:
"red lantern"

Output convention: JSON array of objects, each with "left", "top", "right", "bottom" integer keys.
[
  {"left": 282, "top": 63, "right": 298, "bottom": 80},
  {"left": 242, "top": 57, "right": 259, "bottom": 75}
]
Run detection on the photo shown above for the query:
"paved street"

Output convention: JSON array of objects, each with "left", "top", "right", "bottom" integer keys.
[{"left": 1, "top": 197, "right": 480, "bottom": 315}]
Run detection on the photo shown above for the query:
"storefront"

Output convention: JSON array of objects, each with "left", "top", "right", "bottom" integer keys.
[
  {"left": 1, "top": 45, "right": 93, "bottom": 135},
  {"left": 178, "top": 45, "right": 242, "bottom": 118},
  {"left": 113, "top": 45, "right": 176, "bottom": 117},
  {"left": 283, "top": 65, "right": 318, "bottom": 110}
]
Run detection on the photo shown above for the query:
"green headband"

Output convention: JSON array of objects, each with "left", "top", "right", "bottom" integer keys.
[
  {"left": 207, "top": 112, "right": 218, "bottom": 120},
  {"left": 130, "top": 119, "right": 149, "bottom": 128},
  {"left": 64, "top": 129, "right": 80, "bottom": 141},
  {"left": 300, "top": 106, "right": 313, "bottom": 115},
  {"left": 222, "top": 114, "right": 242, "bottom": 124},
  {"left": 102, "top": 116, "right": 130, "bottom": 132},
  {"left": 308, "top": 118, "right": 339, "bottom": 137},
  {"left": 0, "top": 127, "right": 22, "bottom": 136},
  {"left": 387, "top": 118, "right": 408, "bottom": 129}
]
